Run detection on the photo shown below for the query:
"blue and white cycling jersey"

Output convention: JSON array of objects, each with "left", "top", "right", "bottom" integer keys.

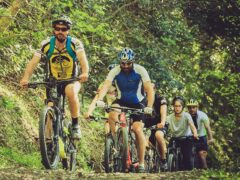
[{"left": 106, "top": 64, "right": 151, "bottom": 104}]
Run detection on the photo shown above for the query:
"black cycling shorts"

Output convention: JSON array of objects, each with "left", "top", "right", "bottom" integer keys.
[
  {"left": 111, "top": 99, "right": 146, "bottom": 123},
  {"left": 194, "top": 136, "right": 208, "bottom": 152},
  {"left": 46, "top": 81, "right": 74, "bottom": 103},
  {"left": 145, "top": 117, "right": 167, "bottom": 146},
  {"left": 149, "top": 127, "right": 167, "bottom": 146}
]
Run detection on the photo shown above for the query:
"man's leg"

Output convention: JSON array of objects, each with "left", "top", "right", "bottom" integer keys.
[
  {"left": 65, "top": 82, "right": 81, "bottom": 139},
  {"left": 155, "top": 130, "right": 168, "bottom": 170},
  {"left": 198, "top": 151, "right": 208, "bottom": 169},
  {"left": 155, "top": 130, "right": 167, "bottom": 160},
  {"left": 108, "top": 104, "right": 120, "bottom": 137},
  {"left": 132, "top": 121, "right": 145, "bottom": 170}
]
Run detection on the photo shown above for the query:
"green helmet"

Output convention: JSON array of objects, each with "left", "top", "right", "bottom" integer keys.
[
  {"left": 52, "top": 15, "right": 72, "bottom": 29},
  {"left": 186, "top": 99, "right": 199, "bottom": 107}
]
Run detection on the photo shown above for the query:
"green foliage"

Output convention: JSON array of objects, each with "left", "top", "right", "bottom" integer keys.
[
  {"left": 0, "top": 0, "right": 239, "bottom": 171},
  {"left": 0, "top": 147, "right": 41, "bottom": 168},
  {"left": 0, "top": 96, "right": 15, "bottom": 110},
  {"left": 200, "top": 169, "right": 240, "bottom": 179},
  {"left": 0, "top": 7, "right": 10, "bottom": 17}
]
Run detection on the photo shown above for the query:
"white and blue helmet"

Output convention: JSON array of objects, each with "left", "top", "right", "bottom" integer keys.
[{"left": 118, "top": 47, "right": 135, "bottom": 62}]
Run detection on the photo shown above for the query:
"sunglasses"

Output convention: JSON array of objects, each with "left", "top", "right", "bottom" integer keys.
[
  {"left": 120, "top": 62, "right": 132, "bottom": 66},
  {"left": 54, "top": 27, "right": 68, "bottom": 32}
]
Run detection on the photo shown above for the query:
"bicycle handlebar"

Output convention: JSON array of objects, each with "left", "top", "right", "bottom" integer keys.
[
  {"left": 88, "top": 115, "right": 108, "bottom": 121},
  {"left": 27, "top": 78, "right": 81, "bottom": 89},
  {"left": 170, "top": 136, "right": 194, "bottom": 141},
  {"left": 104, "top": 105, "right": 144, "bottom": 115}
]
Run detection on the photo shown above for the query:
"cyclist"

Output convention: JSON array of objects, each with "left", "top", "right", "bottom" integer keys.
[
  {"left": 84, "top": 64, "right": 117, "bottom": 134},
  {"left": 145, "top": 83, "right": 168, "bottom": 170},
  {"left": 166, "top": 96, "right": 198, "bottom": 170},
  {"left": 186, "top": 99, "right": 214, "bottom": 169},
  {"left": 96, "top": 47, "right": 154, "bottom": 173},
  {"left": 20, "top": 15, "right": 89, "bottom": 139}
]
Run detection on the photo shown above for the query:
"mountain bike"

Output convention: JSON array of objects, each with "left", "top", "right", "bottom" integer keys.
[
  {"left": 167, "top": 136, "right": 194, "bottom": 172},
  {"left": 144, "top": 125, "right": 167, "bottom": 173},
  {"left": 98, "top": 106, "right": 144, "bottom": 173},
  {"left": 28, "top": 77, "right": 79, "bottom": 171}
]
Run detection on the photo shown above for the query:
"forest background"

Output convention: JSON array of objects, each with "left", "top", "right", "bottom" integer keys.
[{"left": 0, "top": 0, "right": 239, "bottom": 177}]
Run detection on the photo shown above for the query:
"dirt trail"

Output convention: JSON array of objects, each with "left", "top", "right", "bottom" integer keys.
[{"left": 0, "top": 167, "right": 205, "bottom": 180}]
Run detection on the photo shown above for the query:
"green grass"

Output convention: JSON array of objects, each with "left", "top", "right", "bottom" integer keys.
[
  {"left": 200, "top": 169, "right": 240, "bottom": 179},
  {"left": 0, "top": 147, "right": 42, "bottom": 169}
]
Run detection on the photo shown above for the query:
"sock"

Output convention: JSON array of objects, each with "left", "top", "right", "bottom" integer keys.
[
  {"left": 72, "top": 117, "right": 78, "bottom": 126},
  {"left": 139, "top": 163, "right": 144, "bottom": 168}
]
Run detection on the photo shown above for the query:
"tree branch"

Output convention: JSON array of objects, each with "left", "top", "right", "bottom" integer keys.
[
  {"left": 0, "top": 0, "right": 27, "bottom": 33},
  {"left": 106, "top": 0, "right": 139, "bottom": 21}
]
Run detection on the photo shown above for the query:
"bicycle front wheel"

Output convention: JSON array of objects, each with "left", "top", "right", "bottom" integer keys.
[
  {"left": 104, "top": 134, "right": 114, "bottom": 173},
  {"left": 144, "top": 148, "right": 153, "bottom": 173},
  {"left": 115, "top": 127, "right": 128, "bottom": 172},
  {"left": 167, "top": 153, "right": 177, "bottom": 172},
  {"left": 39, "top": 106, "right": 60, "bottom": 169}
]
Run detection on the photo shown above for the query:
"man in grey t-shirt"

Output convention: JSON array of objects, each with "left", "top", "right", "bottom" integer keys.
[{"left": 187, "top": 99, "right": 214, "bottom": 169}]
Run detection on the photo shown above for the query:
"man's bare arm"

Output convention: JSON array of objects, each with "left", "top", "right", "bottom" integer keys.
[
  {"left": 77, "top": 50, "right": 89, "bottom": 82},
  {"left": 20, "top": 54, "right": 41, "bottom": 86},
  {"left": 143, "top": 81, "right": 154, "bottom": 108}
]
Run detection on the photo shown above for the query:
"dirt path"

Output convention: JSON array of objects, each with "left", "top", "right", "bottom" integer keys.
[{"left": 0, "top": 167, "right": 206, "bottom": 180}]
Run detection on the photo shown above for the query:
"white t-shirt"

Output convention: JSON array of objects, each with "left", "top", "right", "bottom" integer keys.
[{"left": 195, "top": 110, "right": 209, "bottom": 137}]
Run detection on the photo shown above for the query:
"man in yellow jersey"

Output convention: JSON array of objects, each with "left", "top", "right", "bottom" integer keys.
[{"left": 20, "top": 15, "right": 89, "bottom": 139}]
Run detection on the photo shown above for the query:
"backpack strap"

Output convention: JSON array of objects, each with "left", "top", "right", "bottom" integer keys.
[
  {"left": 47, "top": 36, "right": 56, "bottom": 60},
  {"left": 47, "top": 35, "right": 77, "bottom": 61},
  {"left": 66, "top": 36, "right": 77, "bottom": 61}
]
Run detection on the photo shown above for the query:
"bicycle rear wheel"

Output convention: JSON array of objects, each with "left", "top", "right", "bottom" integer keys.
[
  {"left": 62, "top": 122, "right": 78, "bottom": 171},
  {"left": 129, "top": 132, "right": 138, "bottom": 164},
  {"left": 39, "top": 106, "right": 60, "bottom": 169},
  {"left": 69, "top": 149, "right": 77, "bottom": 171},
  {"left": 192, "top": 146, "right": 198, "bottom": 169},
  {"left": 104, "top": 135, "right": 114, "bottom": 173}
]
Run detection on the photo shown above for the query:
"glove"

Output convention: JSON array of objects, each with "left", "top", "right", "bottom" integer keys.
[
  {"left": 144, "top": 107, "right": 153, "bottom": 115},
  {"left": 96, "top": 100, "right": 105, "bottom": 108}
]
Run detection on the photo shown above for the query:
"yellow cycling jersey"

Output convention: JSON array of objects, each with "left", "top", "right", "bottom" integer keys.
[{"left": 40, "top": 37, "right": 84, "bottom": 80}]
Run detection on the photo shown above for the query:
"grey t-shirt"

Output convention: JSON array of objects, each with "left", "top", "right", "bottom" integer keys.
[
  {"left": 166, "top": 112, "right": 193, "bottom": 137},
  {"left": 195, "top": 110, "right": 209, "bottom": 137}
]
